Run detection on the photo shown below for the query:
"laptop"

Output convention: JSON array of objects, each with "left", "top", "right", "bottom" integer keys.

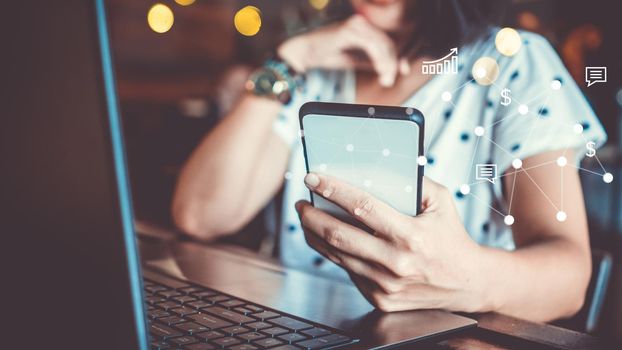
[{"left": 2, "top": 1, "right": 476, "bottom": 349}]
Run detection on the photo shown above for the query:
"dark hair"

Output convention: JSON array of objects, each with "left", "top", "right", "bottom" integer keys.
[{"left": 407, "top": 0, "right": 507, "bottom": 57}]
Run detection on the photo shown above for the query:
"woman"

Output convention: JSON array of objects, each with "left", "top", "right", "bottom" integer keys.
[{"left": 172, "top": 0, "right": 607, "bottom": 322}]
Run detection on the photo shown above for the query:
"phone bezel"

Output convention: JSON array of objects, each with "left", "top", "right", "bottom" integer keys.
[{"left": 299, "top": 101, "right": 425, "bottom": 215}]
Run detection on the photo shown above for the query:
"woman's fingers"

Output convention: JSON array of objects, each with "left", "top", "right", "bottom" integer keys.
[
  {"left": 340, "top": 15, "right": 399, "bottom": 86},
  {"left": 295, "top": 200, "right": 396, "bottom": 268},
  {"left": 303, "top": 173, "right": 407, "bottom": 239}
]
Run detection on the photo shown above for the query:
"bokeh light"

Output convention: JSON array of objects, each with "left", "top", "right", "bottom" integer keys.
[
  {"left": 175, "top": 0, "right": 196, "bottom": 5},
  {"left": 472, "top": 57, "right": 499, "bottom": 86},
  {"left": 309, "top": 0, "right": 330, "bottom": 10},
  {"left": 495, "top": 27, "right": 522, "bottom": 56},
  {"left": 234, "top": 6, "right": 262, "bottom": 36},
  {"left": 147, "top": 3, "right": 174, "bottom": 34}
]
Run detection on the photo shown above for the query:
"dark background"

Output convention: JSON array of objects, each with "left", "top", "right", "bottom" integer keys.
[{"left": 105, "top": 0, "right": 622, "bottom": 344}]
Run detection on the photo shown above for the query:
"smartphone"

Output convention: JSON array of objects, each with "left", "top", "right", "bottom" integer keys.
[{"left": 299, "top": 102, "right": 424, "bottom": 228}]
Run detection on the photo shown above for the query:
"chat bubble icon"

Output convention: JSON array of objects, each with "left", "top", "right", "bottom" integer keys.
[
  {"left": 585, "top": 67, "right": 607, "bottom": 87},
  {"left": 476, "top": 163, "right": 498, "bottom": 184}
]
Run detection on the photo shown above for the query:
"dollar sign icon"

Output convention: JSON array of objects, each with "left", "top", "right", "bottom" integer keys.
[
  {"left": 586, "top": 141, "right": 596, "bottom": 157},
  {"left": 500, "top": 88, "right": 512, "bottom": 106}
]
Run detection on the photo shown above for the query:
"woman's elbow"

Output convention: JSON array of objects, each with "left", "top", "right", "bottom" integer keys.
[{"left": 171, "top": 197, "right": 243, "bottom": 240}]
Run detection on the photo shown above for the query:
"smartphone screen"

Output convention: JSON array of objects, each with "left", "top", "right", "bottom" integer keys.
[{"left": 301, "top": 108, "right": 423, "bottom": 228}]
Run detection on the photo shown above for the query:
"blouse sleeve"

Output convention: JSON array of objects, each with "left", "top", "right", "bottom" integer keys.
[{"left": 489, "top": 32, "right": 607, "bottom": 174}]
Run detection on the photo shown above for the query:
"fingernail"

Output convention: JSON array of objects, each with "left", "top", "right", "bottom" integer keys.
[
  {"left": 380, "top": 75, "right": 394, "bottom": 87},
  {"left": 304, "top": 173, "right": 320, "bottom": 188},
  {"left": 400, "top": 59, "right": 410, "bottom": 75}
]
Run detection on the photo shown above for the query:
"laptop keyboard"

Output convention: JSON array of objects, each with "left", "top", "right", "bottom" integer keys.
[{"left": 144, "top": 274, "right": 358, "bottom": 350}]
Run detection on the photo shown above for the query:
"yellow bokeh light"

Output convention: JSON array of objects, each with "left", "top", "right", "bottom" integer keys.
[
  {"left": 147, "top": 3, "right": 174, "bottom": 34},
  {"left": 175, "top": 0, "right": 196, "bottom": 5},
  {"left": 309, "top": 0, "right": 330, "bottom": 10},
  {"left": 495, "top": 27, "right": 522, "bottom": 57},
  {"left": 234, "top": 6, "right": 262, "bottom": 36},
  {"left": 472, "top": 57, "right": 500, "bottom": 86}
]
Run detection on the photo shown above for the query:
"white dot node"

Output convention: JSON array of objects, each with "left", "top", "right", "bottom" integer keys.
[
  {"left": 556, "top": 211, "right": 567, "bottom": 222},
  {"left": 346, "top": 144, "right": 354, "bottom": 152},
  {"left": 518, "top": 104, "right": 529, "bottom": 115},
  {"left": 512, "top": 158, "right": 522, "bottom": 169},
  {"left": 319, "top": 163, "right": 327, "bottom": 171},
  {"left": 405, "top": 107, "right": 414, "bottom": 115},
  {"left": 382, "top": 148, "right": 391, "bottom": 157},
  {"left": 459, "top": 184, "right": 471, "bottom": 195},
  {"left": 556, "top": 156, "right": 567, "bottom": 167},
  {"left": 475, "top": 67, "right": 487, "bottom": 78},
  {"left": 573, "top": 123, "right": 584, "bottom": 134},
  {"left": 405, "top": 185, "right": 413, "bottom": 193},
  {"left": 284, "top": 171, "right": 293, "bottom": 180},
  {"left": 364, "top": 179, "right": 372, "bottom": 187},
  {"left": 504, "top": 215, "right": 515, "bottom": 226},
  {"left": 474, "top": 126, "right": 485, "bottom": 137},
  {"left": 551, "top": 80, "right": 562, "bottom": 90},
  {"left": 603, "top": 172, "right": 613, "bottom": 183},
  {"left": 417, "top": 156, "right": 428, "bottom": 166},
  {"left": 368, "top": 107, "right": 375, "bottom": 115},
  {"left": 441, "top": 91, "right": 452, "bottom": 102}
]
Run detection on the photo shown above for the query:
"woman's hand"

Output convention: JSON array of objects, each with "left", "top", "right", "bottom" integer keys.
[
  {"left": 295, "top": 173, "right": 493, "bottom": 313},
  {"left": 277, "top": 15, "right": 405, "bottom": 87}
]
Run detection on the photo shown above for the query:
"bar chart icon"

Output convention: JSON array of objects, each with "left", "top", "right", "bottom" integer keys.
[{"left": 422, "top": 47, "right": 458, "bottom": 75}]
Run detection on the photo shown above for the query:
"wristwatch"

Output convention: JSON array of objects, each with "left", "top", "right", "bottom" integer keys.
[{"left": 245, "top": 58, "right": 298, "bottom": 105}]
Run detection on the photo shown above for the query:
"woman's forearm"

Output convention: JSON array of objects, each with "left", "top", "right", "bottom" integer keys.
[
  {"left": 172, "top": 94, "right": 284, "bottom": 238},
  {"left": 474, "top": 238, "right": 591, "bottom": 322}
]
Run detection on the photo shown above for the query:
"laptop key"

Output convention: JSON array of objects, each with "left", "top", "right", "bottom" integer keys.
[
  {"left": 234, "top": 307, "right": 253, "bottom": 315},
  {"left": 205, "top": 295, "right": 230, "bottom": 304},
  {"left": 183, "top": 343, "right": 215, "bottom": 350},
  {"left": 269, "top": 317, "right": 313, "bottom": 332},
  {"left": 192, "top": 291, "right": 218, "bottom": 299},
  {"left": 270, "top": 346, "right": 302, "bottom": 350},
  {"left": 244, "top": 305, "right": 263, "bottom": 313},
  {"left": 158, "top": 290, "right": 182, "bottom": 298},
  {"left": 168, "top": 336, "right": 198, "bottom": 347},
  {"left": 148, "top": 309, "right": 171, "bottom": 319},
  {"left": 202, "top": 307, "right": 255, "bottom": 325},
  {"left": 195, "top": 330, "right": 225, "bottom": 342},
  {"left": 146, "top": 285, "right": 169, "bottom": 293},
  {"left": 300, "top": 328, "right": 331, "bottom": 338},
  {"left": 222, "top": 325, "right": 249, "bottom": 335},
  {"left": 251, "top": 311, "right": 279, "bottom": 320},
  {"left": 237, "top": 332, "right": 265, "bottom": 342},
  {"left": 175, "top": 322, "right": 210, "bottom": 335},
  {"left": 178, "top": 286, "right": 205, "bottom": 295},
  {"left": 218, "top": 299, "right": 246, "bottom": 308},
  {"left": 159, "top": 316, "right": 186, "bottom": 326},
  {"left": 253, "top": 337, "right": 284, "bottom": 348},
  {"left": 171, "top": 307, "right": 198, "bottom": 317},
  {"left": 188, "top": 314, "right": 233, "bottom": 330},
  {"left": 150, "top": 323, "right": 183, "bottom": 340},
  {"left": 187, "top": 301, "right": 212, "bottom": 310},
  {"left": 150, "top": 340, "right": 171, "bottom": 350},
  {"left": 245, "top": 321, "right": 272, "bottom": 331},
  {"left": 212, "top": 336, "right": 241, "bottom": 348},
  {"left": 146, "top": 296, "right": 167, "bottom": 305},
  {"left": 297, "top": 334, "right": 350, "bottom": 349},
  {"left": 261, "top": 327, "right": 288, "bottom": 337},
  {"left": 278, "top": 333, "right": 307, "bottom": 343},
  {"left": 157, "top": 301, "right": 181, "bottom": 311},
  {"left": 228, "top": 345, "right": 258, "bottom": 350},
  {"left": 173, "top": 295, "right": 198, "bottom": 304}
]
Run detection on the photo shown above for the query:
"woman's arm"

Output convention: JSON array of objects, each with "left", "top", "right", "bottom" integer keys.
[
  {"left": 477, "top": 149, "right": 591, "bottom": 321},
  {"left": 295, "top": 149, "right": 591, "bottom": 322},
  {"left": 172, "top": 95, "right": 289, "bottom": 239}
]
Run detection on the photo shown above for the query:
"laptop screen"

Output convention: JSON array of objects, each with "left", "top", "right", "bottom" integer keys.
[{"left": 2, "top": 1, "right": 147, "bottom": 349}]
